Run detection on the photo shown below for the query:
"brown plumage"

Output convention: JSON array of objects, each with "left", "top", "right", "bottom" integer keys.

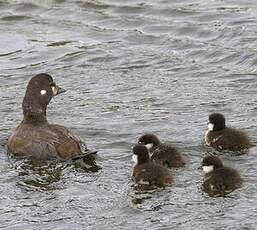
[
  {"left": 205, "top": 113, "right": 254, "bottom": 151},
  {"left": 199, "top": 154, "right": 242, "bottom": 192},
  {"left": 138, "top": 133, "right": 185, "bottom": 168},
  {"left": 132, "top": 144, "right": 173, "bottom": 186},
  {"left": 8, "top": 73, "right": 95, "bottom": 160}
]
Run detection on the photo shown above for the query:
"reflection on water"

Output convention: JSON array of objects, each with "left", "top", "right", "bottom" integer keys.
[
  {"left": 9, "top": 154, "right": 101, "bottom": 192},
  {"left": 73, "top": 155, "right": 102, "bottom": 172},
  {"left": 0, "top": 0, "right": 257, "bottom": 229},
  {"left": 16, "top": 158, "right": 65, "bottom": 191}
]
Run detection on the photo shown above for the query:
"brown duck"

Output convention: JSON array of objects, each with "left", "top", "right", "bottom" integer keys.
[{"left": 8, "top": 73, "right": 96, "bottom": 160}]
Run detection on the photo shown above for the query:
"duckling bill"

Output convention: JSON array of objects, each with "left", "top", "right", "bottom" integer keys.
[{"left": 8, "top": 73, "right": 96, "bottom": 161}]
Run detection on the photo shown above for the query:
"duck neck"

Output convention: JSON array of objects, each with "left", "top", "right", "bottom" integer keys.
[
  {"left": 138, "top": 153, "right": 150, "bottom": 165},
  {"left": 22, "top": 102, "right": 48, "bottom": 124}
]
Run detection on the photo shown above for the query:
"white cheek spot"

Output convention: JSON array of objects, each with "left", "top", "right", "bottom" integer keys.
[
  {"left": 208, "top": 123, "right": 214, "bottom": 131},
  {"left": 40, "top": 90, "right": 46, "bottom": 96},
  {"left": 145, "top": 143, "right": 153, "bottom": 151},
  {"left": 203, "top": 165, "right": 214, "bottom": 174},
  {"left": 132, "top": 154, "right": 138, "bottom": 164}
]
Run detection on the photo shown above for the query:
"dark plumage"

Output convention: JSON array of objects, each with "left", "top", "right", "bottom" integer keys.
[
  {"left": 8, "top": 73, "right": 95, "bottom": 160},
  {"left": 205, "top": 113, "right": 254, "bottom": 151},
  {"left": 132, "top": 144, "right": 173, "bottom": 186},
  {"left": 138, "top": 133, "right": 185, "bottom": 168},
  {"left": 199, "top": 154, "right": 242, "bottom": 192}
]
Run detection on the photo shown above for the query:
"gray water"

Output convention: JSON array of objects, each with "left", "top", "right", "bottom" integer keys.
[{"left": 1, "top": 0, "right": 257, "bottom": 229}]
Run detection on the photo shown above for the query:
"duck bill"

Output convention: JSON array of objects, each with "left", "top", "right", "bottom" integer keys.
[
  {"left": 198, "top": 165, "right": 203, "bottom": 170},
  {"left": 56, "top": 87, "right": 66, "bottom": 95}
]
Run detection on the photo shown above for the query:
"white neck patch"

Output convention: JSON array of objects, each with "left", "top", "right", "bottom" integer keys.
[
  {"left": 208, "top": 123, "right": 214, "bottom": 131},
  {"left": 40, "top": 89, "right": 46, "bottom": 96},
  {"left": 203, "top": 165, "right": 214, "bottom": 174},
  {"left": 145, "top": 143, "right": 153, "bottom": 151},
  {"left": 132, "top": 154, "right": 138, "bottom": 164}
]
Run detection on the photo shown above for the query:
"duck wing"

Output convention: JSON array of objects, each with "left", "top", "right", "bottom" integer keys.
[
  {"left": 8, "top": 135, "right": 58, "bottom": 159},
  {"left": 151, "top": 144, "right": 185, "bottom": 167},
  {"left": 49, "top": 124, "right": 97, "bottom": 160},
  {"left": 210, "top": 128, "right": 253, "bottom": 150},
  {"left": 204, "top": 168, "right": 242, "bottom": 191}
]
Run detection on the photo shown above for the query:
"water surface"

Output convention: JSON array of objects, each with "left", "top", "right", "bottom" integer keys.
[{"left": 0, "top": 0, "right": 257, "bottom": 229}]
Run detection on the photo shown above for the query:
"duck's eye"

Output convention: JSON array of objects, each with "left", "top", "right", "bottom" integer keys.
[{"left": 40, "top": 89, "right": 47, "bottom": 96}]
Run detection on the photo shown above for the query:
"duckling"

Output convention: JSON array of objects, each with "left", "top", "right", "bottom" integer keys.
[
  {"left": 199, "top": 154, "right": 242, "bottom": 192},
  {"left": 132, "top": 144, "right": 173, "bottom": 186},
  {"left": 138, "top": 133, "right": 185, "bottom": 167},
  {"left": 205, "top": 113, "right": 254, "bottom": 151}
]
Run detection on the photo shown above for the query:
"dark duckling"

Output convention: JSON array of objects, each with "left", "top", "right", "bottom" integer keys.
[
  {"left": 132, "top": 144, "right": 173, "bottom": 186},
  {"left": 199, "top": 154, "right": 242, "bottom": 192},
  {"left": 205, "top": 113, "right": 254, "bottom": 151},
  {"left": 8, "top": 73, "right": 96, "bottom": 160},
  {"left": 138, "top": 133, "right": 185, "bottom": 168}
]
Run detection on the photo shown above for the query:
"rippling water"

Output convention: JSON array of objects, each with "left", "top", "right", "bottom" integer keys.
[{"left": 1, "top": 0, "right": 257, "bottom": 229}]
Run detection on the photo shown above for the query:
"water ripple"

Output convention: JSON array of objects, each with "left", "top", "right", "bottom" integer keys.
[{"left": 1, "top": 0, "right": 257, "bottom": 229}]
